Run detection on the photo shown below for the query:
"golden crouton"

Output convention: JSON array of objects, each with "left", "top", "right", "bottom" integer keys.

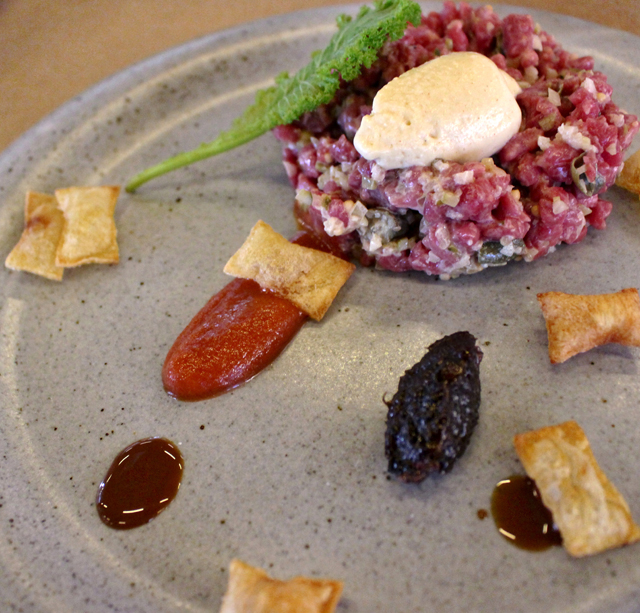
[
  {"left": 55, "top": 186, "right": 120, "bottom": 267},
  {"left": 220, "top": 559, "right": 343, "bottom": 613},
  {"left": 616, "top": 149, "right": 640, "bottom": 195},
  {"left": 514, "top": 421, "right": 640, "bottom": 557},
  {"left": 224, "top": 220, "right": 355, "bottom": 321},
  {"left": 537, "top": 288, "right": 640, "bottom": 363},
  {"left": 5, "top": 191, "right": 65, "bottom": 280}
]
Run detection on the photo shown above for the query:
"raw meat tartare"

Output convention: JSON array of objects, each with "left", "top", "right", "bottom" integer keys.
[{"left": 274, "top": 2, "right": 639, "bottom": 278}]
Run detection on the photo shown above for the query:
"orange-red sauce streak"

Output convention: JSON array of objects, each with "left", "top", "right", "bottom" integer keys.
[
  {"left": 162, "top": 278, "right": 306, "bottom": 401},
  {"left": 162, "top": 231, "right": 339, "bottom": 401}
]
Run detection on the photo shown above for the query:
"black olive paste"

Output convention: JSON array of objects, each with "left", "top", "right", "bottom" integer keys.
[{"left": 385, "top": 331, "right": 482, "bottom": 482}]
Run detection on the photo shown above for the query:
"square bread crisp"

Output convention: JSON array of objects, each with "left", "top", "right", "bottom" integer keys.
[
  {"left": 514, "top": 421, "right": 640, "bottom": 557},
  {"left": 224, "top": 220, "right": 355, "bottom": 321},
  {"left": 616, "top": 149, "right": 640, "bottom": 195},
  {"left": 537, "top": 288, "right": 640, "bottom": 363},
  {"left": 5, "top": 191, "right": 65, "bottom": 281},
  {"left": 219, "top": 559, "right": 343, "bottom": 613},
  {"left": 55, "top": 186, "right": 120, "bottom": 266}
]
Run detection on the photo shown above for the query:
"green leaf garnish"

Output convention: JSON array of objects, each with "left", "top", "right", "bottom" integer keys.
[{"left": 126, "top": 0, "right": 421, "bottom": 192}]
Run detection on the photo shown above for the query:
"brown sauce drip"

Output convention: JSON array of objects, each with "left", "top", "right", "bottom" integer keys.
[
  {"left": 491, "top": 474, "right": 562, "bottom": 551},
  {"left": 96, "top": 437, "right": 184, "bottom": 529}
]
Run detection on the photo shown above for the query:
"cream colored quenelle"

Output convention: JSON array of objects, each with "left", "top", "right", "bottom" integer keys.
[{"left": 353, "top": 51, "right": 523, "bottom": 169}]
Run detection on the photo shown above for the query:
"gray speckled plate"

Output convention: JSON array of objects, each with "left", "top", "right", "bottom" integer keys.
[{"left": 1, "top": 3, "right": 640, "bottom": 612}]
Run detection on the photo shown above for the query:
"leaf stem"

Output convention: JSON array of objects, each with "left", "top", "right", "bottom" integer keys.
[
  {"left": 125, "top": 124, "right": 265, "bottom": 192},
  {"left": 125, "top": 0, "right": 421, "bottom": 193}
]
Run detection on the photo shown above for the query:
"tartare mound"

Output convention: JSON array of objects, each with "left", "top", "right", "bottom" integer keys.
[{"left": 274, "top": 1, "right": 639, "bottom": 278}]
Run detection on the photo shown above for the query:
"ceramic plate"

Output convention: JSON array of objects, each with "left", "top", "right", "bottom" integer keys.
[{"left": 1, "top": 3, "right": 640, "bottom": 612}]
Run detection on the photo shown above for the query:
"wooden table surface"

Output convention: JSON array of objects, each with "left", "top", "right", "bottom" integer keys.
[{"left": 1, "top": 0, "right": 638, "bottom": 154}]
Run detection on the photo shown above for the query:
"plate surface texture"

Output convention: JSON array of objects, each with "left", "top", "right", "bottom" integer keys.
[{"left": 1, "top": 3, "right": 640, "bottom": 612}]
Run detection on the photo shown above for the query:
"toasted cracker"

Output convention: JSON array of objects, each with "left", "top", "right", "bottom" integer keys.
[
  {"left": 224, "top": 220, "right": 355, "bottom": 321},
  {"left": 537, "top": 288, "right": 640, "bottom": 363},
  {"left": 220, "top": 559, "right": 343, "bottom": 613},
  {"left": 5, "top": 191, "right": 65, "bottom": 280},
  {"left": 55, "top": 186, "right": 120, "bottom": 267},
  {"left": 514, "top": 421, "right": 640, "bottom": 557},
  {"left": 616, "top": 149, "right": 640, "bottom": 195}
]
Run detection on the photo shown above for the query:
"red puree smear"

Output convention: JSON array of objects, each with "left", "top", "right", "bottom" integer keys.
[
  {"left": 96, "top": 437, "right": 184, "bottom": 529},
  {"left": 163, "top": 278, "right": 307, "bottom": 400},
  {"left": 162, "top": 231, "right": 339, "bottom": 401}
]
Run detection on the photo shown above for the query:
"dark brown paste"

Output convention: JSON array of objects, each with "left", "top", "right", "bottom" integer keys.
[{"left": 385, "top": 331, "right": 482, "bottom": 482}]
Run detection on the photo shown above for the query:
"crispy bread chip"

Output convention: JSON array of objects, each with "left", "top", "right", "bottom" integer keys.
[
  {"left": 537, "top": 288, "right": 640, "bottom": 363},
  {"left": 224, "top": 220, "right": 355, "bottom": 321},
  {"left": 514, "top": 421, "right": 640, "bottom": 557},
  {"left": 5, "top": 191, "right": 65, "bottom": 281},
  {"left": 219, "top": 559, "right": 343, "bottom": 613},
  {"left": 55, "top": 186, "right": 120, "bottom": 266},
  {"left": 616, "top": 149, "right": 640, "bottom": 195}
]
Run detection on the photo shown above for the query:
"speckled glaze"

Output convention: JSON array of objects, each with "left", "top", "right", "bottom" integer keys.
[{"left": 1, "top": 4, "right": 640, "bottom": 612}]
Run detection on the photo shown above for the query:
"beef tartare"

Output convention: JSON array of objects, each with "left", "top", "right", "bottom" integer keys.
[{"left": 274, "top": 2, "right": 639, "bottom": 278}]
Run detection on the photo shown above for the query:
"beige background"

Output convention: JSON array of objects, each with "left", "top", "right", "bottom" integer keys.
[{"left": 1, "top": 0, "right": 638, "bottom": 153}]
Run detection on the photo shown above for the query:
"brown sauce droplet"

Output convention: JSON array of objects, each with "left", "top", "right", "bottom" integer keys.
[
  {"left": 491, "top": 474, "right": 562, "bottom": 551},
  {"left": 96, "top": 437, "right": 183, "bottom": 529}
]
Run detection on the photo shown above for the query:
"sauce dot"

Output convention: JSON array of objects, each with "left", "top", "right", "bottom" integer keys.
[
  {"left": 490, "top": 474, "right": 562, "bottom": 551},
  {"left": 96, "top": 437, "right": 183, "bottom": 529}
]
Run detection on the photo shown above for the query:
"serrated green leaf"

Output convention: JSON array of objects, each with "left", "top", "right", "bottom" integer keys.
[{"left": 126, "top": 0, "right": 421, "bottom": 191}]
